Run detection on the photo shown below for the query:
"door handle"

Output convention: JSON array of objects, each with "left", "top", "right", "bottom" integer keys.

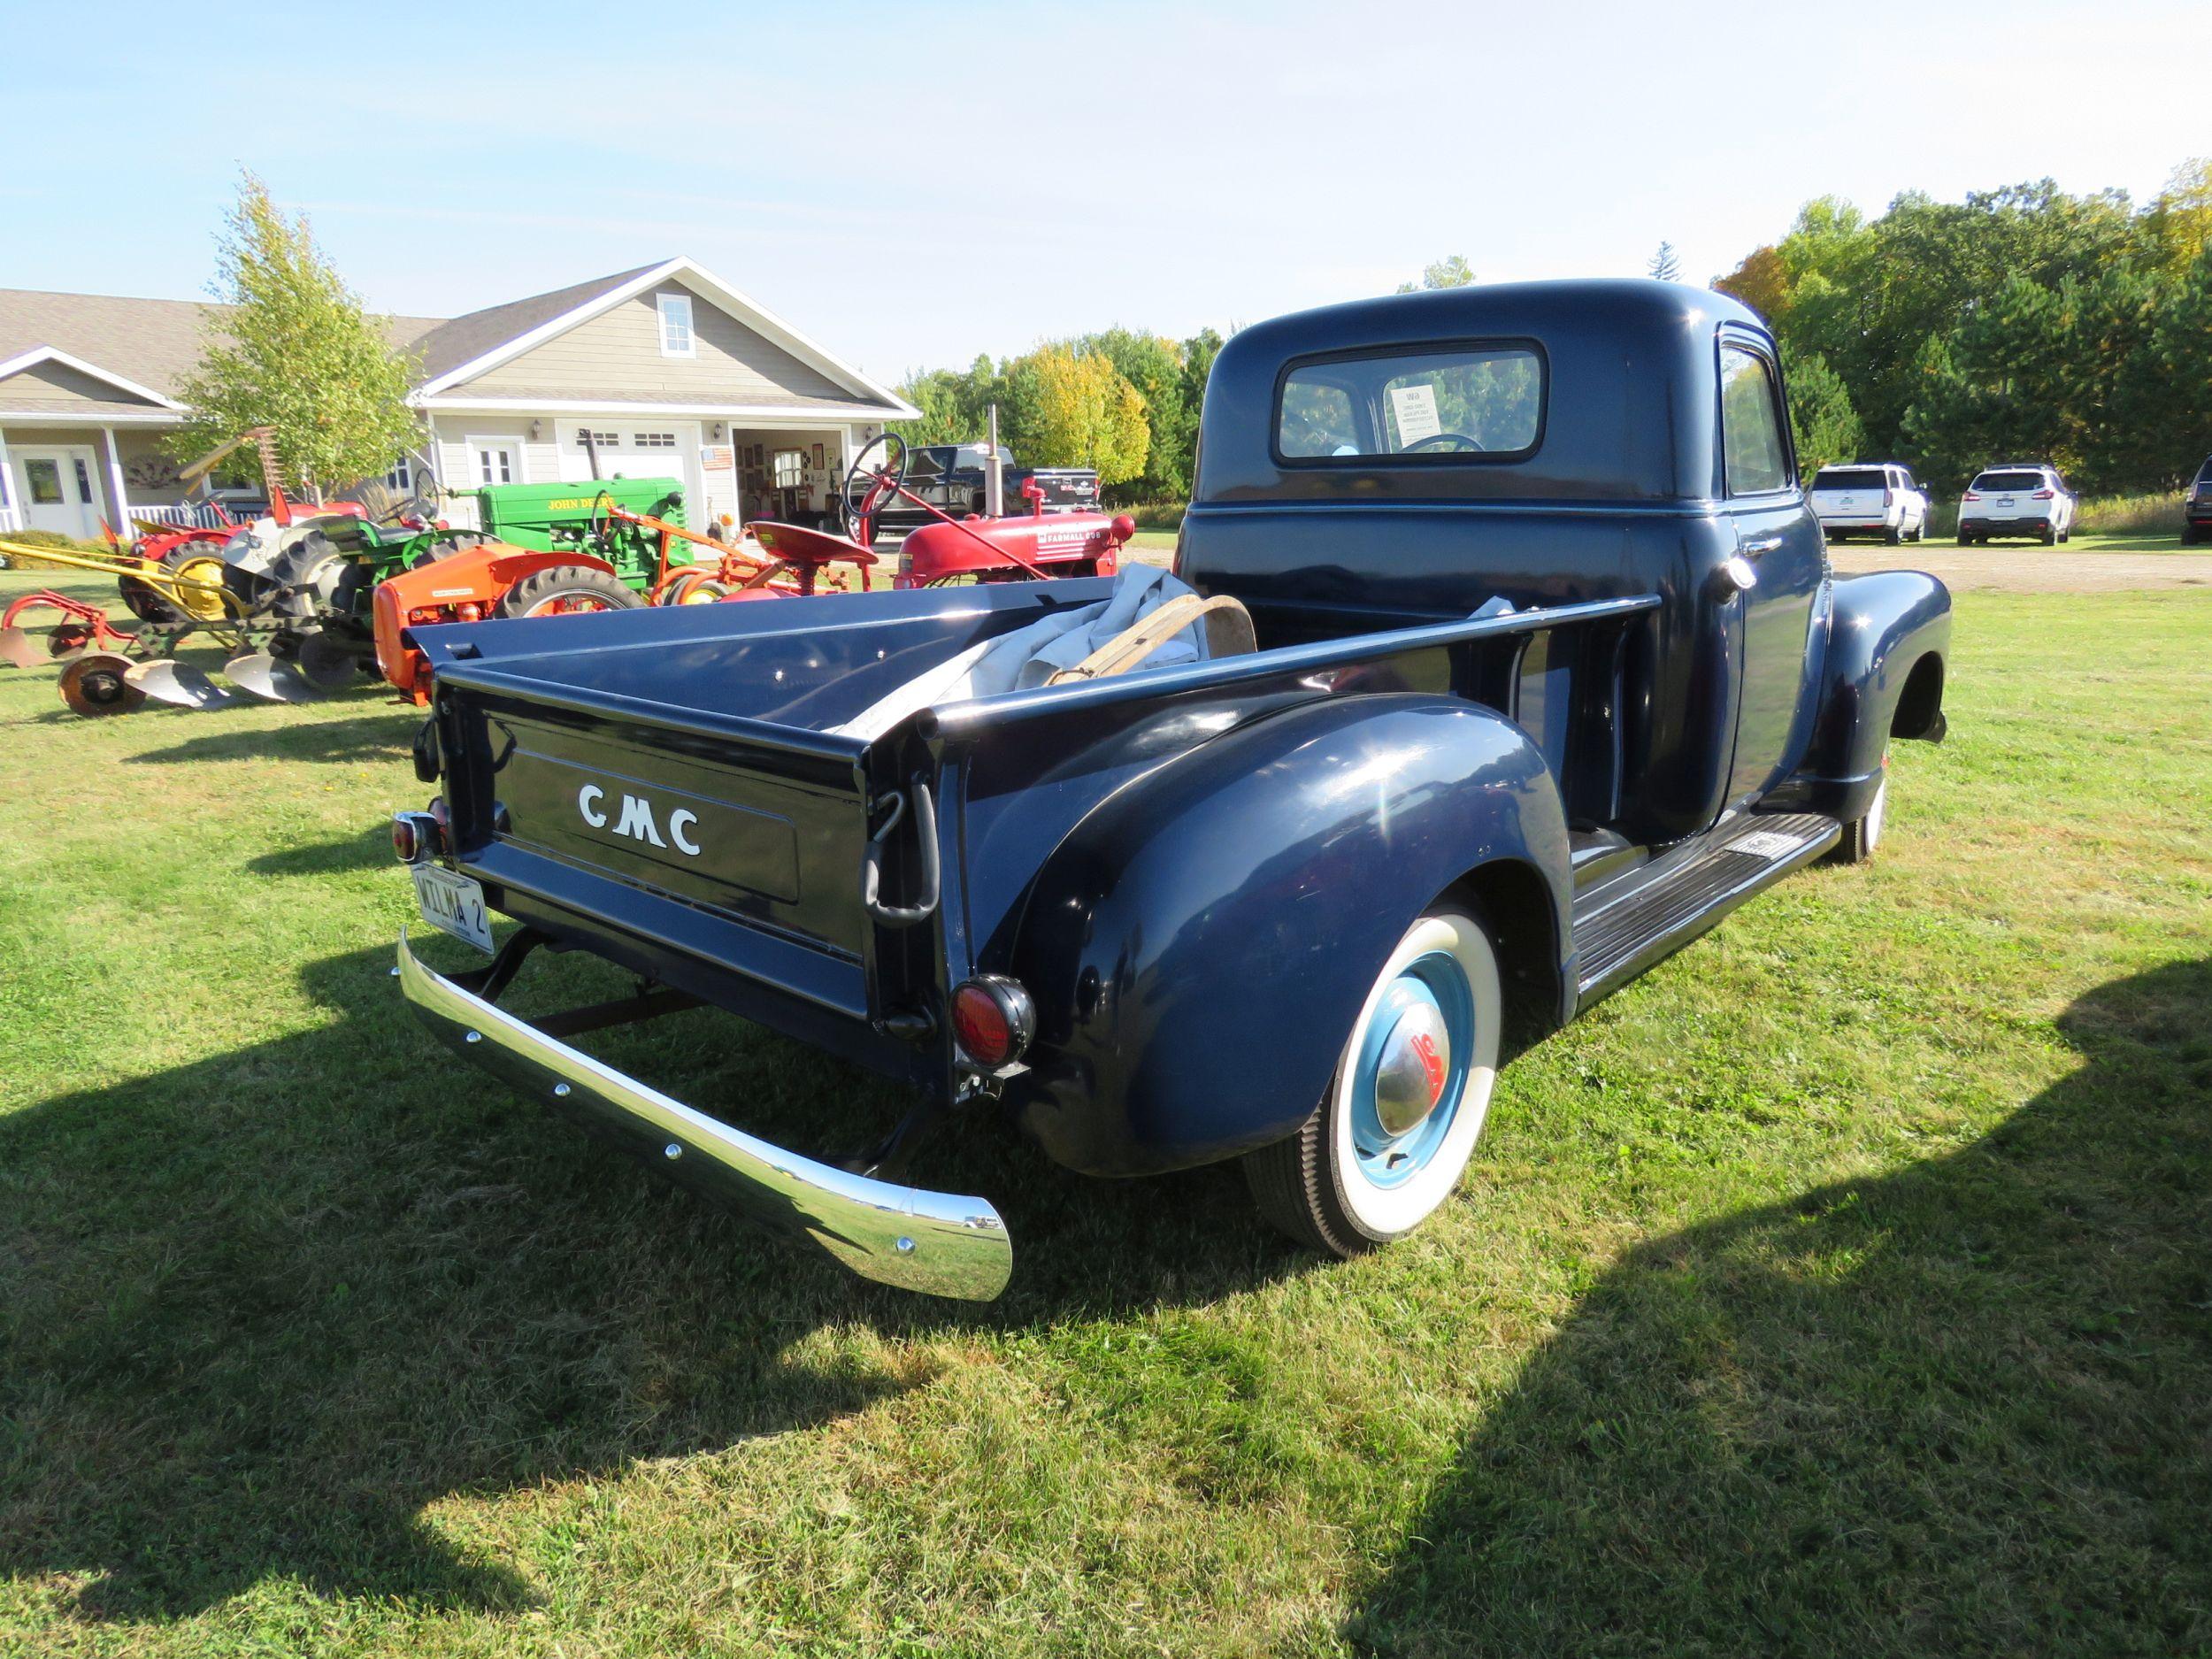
[{"left": 1740, "top": 534, "right": 1786, "bottom": 557}]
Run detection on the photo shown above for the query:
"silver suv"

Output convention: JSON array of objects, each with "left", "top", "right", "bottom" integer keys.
[{"left": 1957, "top": 464, "right": 2076, "bottom": 545}]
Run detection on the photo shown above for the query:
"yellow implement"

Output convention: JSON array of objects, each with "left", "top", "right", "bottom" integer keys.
[{"left": 0, "top": 537, "right": 245, "bottom": 624}]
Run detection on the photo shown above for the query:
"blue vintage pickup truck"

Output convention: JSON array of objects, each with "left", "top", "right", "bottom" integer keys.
[{"left": 391, "top": 280, "right": 1951, "bottom": 1301}]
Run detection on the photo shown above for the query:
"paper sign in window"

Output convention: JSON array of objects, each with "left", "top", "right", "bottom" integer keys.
[{"left": 1388, "top": 383, "right": 1443, "bottom": 446}]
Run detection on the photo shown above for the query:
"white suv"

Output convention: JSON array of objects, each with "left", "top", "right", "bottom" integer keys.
[
  {"left": 1809, "top": 463, "right": 1928, "bottom": 545},
  {"left": 1957, "top": 464, "right": 2076, "bottom": 545}
]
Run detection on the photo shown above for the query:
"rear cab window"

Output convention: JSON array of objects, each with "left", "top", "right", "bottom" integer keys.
[
  {"left": 1276, "top": 344, "right": 1544, "bottom": 462},
  {"left": 1718, "top": 344, "right": 1793, "bottom": 495},
  {"left": 1973, "top": 471, "right": 2046, "bottom": 492}
]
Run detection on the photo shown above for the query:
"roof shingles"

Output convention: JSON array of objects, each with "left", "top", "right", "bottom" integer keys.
[{"left": 1, "top": 262, "right": 903, "bottom": 417}]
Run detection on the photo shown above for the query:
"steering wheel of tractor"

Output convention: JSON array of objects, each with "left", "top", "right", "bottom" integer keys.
[
  {"left": 1403, "top": 432, "right": 1486, "bottom": 454},
  {"left": 839, "top": 432, "right": 909, "bottom": 541},
  {"left": 588, "top": 489, "right": 618, "bottom": 548}
]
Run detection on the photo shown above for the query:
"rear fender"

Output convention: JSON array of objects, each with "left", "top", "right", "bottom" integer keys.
[
  {"left": 1779, "top": 569, "right": 1952, "bottom": 819},
  {"left": 373, "top": 543, "right": 618, "bottom": 698},
  {"left": 1004, "top": 694, "right": 1573, "bottom": 1177}
]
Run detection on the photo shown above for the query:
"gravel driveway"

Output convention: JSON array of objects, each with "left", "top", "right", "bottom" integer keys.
[{"left": 1828, "top": 547, "right": 2212, "bottom": 592}]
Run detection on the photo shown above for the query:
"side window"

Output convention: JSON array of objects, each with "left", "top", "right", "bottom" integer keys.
[{"left": 1719, "top": 345, "right": 1792, "bottom": 495}]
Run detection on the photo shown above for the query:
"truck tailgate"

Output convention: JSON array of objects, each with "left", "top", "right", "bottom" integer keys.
[{"left": 433, "top": 674, "right": 887, "bottom": 1010}]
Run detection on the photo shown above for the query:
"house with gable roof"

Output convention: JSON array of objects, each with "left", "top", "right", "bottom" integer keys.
[{"left": 0, "top": 257, "right": 916, "bottom": 538}]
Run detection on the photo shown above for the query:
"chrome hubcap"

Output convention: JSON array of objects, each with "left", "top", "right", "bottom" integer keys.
[{"left": 1373, "top": 1000, "right": 1452, "bottom": 1135}]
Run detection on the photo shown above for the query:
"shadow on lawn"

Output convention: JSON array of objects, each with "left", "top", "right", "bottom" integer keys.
[
  {"left": 120, "top": 707, "right": 413, "bottom": 767},
  {"left": 0, "top": 941, "right": 1299, "bottom": 1622},
  {"left": 1352, "top": 957, "right": 2212, "bottom": 1657}
]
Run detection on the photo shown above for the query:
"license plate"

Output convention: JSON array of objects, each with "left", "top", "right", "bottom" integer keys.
[
  {"left": 412, "top": 864, "right": 494, "bottom": 953},
  {"left": 1997, "top": 497, "right": 2016, "bottom": 507}
]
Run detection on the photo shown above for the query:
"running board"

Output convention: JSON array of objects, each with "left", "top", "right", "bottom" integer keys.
[{"left": 1571, "top": 812, "right": 1841, "bottom": 1005}]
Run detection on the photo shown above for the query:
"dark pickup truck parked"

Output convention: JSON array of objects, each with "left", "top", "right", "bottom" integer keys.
[
  {"left": 864, "top": 442, "right": 1102, "bottom": 534},
  {"left": 392, "top": 280, "right": 1951, "bottom": 1301}
]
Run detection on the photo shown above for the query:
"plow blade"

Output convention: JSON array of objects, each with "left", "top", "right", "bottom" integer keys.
[
  {"left": 126, "top": 658, "right": 243, "bottom": 710},
  {"left": 223, "top": 652, "right": 319, "bottom": 704},
  {"left": 0, "top": 626, "right": 45, "bottom": 669}
]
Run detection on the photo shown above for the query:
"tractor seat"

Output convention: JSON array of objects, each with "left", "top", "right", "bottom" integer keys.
[{"left": 748, "top": 520, "right": 877, "bottom": 568}]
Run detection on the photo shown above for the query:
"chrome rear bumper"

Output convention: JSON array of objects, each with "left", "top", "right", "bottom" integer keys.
[{"left": 396, "top": 932, "right": 1012, "bottom": 1301}]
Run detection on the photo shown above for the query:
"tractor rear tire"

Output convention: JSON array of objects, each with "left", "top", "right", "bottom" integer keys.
[
  {"left": 495, "top": 566, "right": 641, "bottom": 619},
  {"left": 118, "top": 572, "right": 185, "bottom": 625}
]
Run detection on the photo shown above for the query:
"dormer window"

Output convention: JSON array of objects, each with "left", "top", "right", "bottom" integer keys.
[{"left": 657, "top": 293, "right": 695, "bottom": 358}]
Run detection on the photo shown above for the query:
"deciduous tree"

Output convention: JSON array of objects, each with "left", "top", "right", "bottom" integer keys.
[
  {"left": 170, "top": 173, "right": 419, "bottom": 503},
  {"left": 1397, "top": 256, "right": 1477, "bottom": 294},
  {"left": 1007, "top": 345, "right": 1149, "bottom": 488}
]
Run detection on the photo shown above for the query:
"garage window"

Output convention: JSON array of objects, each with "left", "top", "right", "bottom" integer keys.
[
  {"left": 657, "top": 293, "right": 695, "bottom": 358},
  {"left": 577, "top": 430, "right": 620, "bottom": 449},
  {"left": 773, "top": 449, "right": 804, "bottom": 488},
  {"left": 634, "top": 432, "right": 678, "bottom": 448}
]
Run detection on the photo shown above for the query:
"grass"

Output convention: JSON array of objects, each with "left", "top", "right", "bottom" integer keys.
[{"left": 0, "top": 572, "right": 2208, "bottom": 1656}]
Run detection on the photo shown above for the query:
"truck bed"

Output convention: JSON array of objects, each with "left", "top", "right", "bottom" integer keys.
[{"left": 413, "top": 578, "right": 1661, "bottom": 1091}]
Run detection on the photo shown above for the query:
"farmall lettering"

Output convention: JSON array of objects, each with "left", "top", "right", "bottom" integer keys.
[{"left": 577, "top": 783, "right": 703, "bottom": 856}]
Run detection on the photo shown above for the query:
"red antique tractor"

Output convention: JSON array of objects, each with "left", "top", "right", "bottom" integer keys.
[{"left": 836, "top": 433, "right": 1135, "bottom": 588}]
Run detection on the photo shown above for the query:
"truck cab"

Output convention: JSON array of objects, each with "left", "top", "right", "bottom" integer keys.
[{"left": 392, "top": 280, "right": 1950, "bottom": 1301}]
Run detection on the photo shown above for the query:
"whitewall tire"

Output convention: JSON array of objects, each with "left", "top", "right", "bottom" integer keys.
[{"left": 1244, "top": 904, "right": 1502, "bottom": 1256}]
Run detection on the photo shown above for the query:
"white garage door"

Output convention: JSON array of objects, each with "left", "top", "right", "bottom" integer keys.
[{"left": 557, "top": 424, "right": 696, "bottom": 509}]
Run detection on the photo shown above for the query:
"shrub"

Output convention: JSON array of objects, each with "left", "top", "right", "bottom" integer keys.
[
  {"left": 0, "top": 528, "right": 111, "bottom": 566},
  {"left": 2074, "top": 492, "right": 2185, "bottom": 534}
]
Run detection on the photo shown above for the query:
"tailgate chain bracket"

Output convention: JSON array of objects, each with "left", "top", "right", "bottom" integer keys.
[{"left": 863, "top": 781, "right": 941, "bottom": 927}]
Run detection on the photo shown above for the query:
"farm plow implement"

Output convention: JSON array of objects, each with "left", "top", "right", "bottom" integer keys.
[{"left": 0, "top": 426, "right": 450, "bottom": 715}]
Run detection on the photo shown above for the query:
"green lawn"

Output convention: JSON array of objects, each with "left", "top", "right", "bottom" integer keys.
[{"left": 1, "top": 578, "right": 2207, "bottom": 1656}]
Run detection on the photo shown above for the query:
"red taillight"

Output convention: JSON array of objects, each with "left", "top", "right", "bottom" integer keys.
[
  {"left": 391, "top": 805, "right": 445, "bottom": 864},
  {"left": 950, "top": 977, "right": 1034, "bottom": 1068},
  {"left": 2032, "top": 489, "right": 2054, "bottom": 500},
  {"left": 1962, "top": 491, "right": 1981, "bottom": 502}
]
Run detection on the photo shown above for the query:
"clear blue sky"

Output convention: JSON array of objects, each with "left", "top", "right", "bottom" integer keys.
[{"left": 4, "top": 0, "right": 2206, "bottom": 383}]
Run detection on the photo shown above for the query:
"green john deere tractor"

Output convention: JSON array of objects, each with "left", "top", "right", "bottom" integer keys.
[{"left": 465, "top": 475, "right": 687, "bottom": 591}]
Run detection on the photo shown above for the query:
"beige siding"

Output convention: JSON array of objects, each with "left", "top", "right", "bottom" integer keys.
[
  {"left": 428, "top": 418, "right": 536, "bottom": 530},
  {"left": 0, "top": 358, "right": 169, "bottom": 417},
  {"left": 457, "top": 281, "right": 855, "bottom": 405}
]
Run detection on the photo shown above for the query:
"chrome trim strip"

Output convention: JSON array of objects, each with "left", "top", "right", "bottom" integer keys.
[{"left": 396, "top": 931, "right": 1011, "bottom": 1301}]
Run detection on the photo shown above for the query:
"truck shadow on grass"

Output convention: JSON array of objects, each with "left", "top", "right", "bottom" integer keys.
[
  {"left": 0, "top": 941, "right": 1300, "bottom": 1623},
  {"left": 118, "top": 707, "right": 414, "bottom": 767},
  {"left": 1349, "top": 956, "right": 2212, "bottom": 1657}
]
